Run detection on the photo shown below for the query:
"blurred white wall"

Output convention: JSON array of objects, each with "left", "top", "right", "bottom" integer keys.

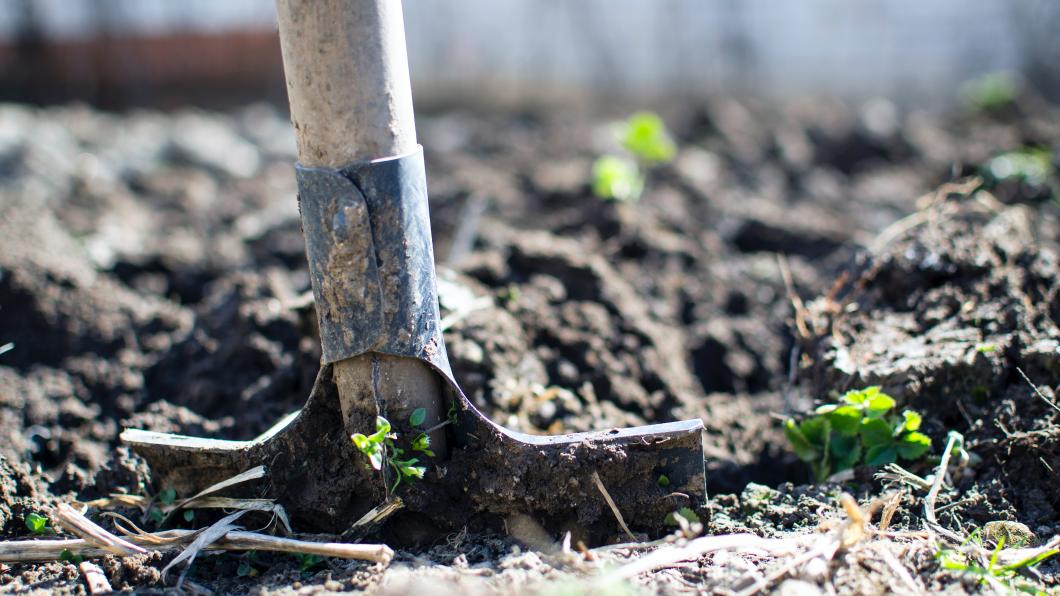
[{"left": 3, "top": 0, "right": 1058, "bottom": 106}]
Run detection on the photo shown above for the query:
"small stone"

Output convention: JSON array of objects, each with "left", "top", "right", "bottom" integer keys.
[
  {"left": 983, "top": 520, "right": 1037, "bottom": 547},
  {"left": 778, "top": 579, "right": 824, "bottom": 596}
]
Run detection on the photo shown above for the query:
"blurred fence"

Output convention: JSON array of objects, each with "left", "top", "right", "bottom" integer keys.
[{"left": 1, "top": 0, "right": 1059, "bottom": 108}]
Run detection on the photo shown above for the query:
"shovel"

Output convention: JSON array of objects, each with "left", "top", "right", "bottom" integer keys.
[{"left": 122, "top": 0, "right": 705, "bottom": 540}]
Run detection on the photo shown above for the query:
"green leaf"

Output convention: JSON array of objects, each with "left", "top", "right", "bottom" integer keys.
[
  {"left": 411, "top": 433, "right": 434, "bottom": 457},
  {"left": 799, "top": 417, "right": 829, "bottom": 447},
  {"left": 620, "top": 112, "right": 676, "bottom": 164},
  {"left": 297, "top": 553, "right": 324, "bottom": 571},
  {"left": 409, "top": 408, "right": 427, "bottom": 428},
  {"left": 353, "top": 432, "right": 385, "bottom": 470},
  {"left": 237, "top": 559, "right": 257, "bottom": 577},
  {"left": 592, "top": 155, "right": 644, "bottom": 202},
  {"left": 351, "top": 433, "right": 371, "bottom": 450},
  {"left": 860, "top": 418, "right": 894, "bottom": 447},
  {"left": 403, "top": 465, "right": 426, "bottom": 480},
  {"left": 827, "top": 405, "right": 862, "bottom": 436},
  {"left": 657, "top": 474, "right": 670, "bottom": 487},
  {"left": 865, "top": 444, "right": 898, "bottom": 466},
  {"left": 783, "top": 419, "right": 819, "bottom": 462},
  {"left": 369, "top": 416, "right": 392, "bottom": 442},
  {"left": 183, "top": 510, "right": 195, "bottom": 522},
  {"left": 829, "top": 433, "right": 861, "bottom": 472},
  {"left": 367, "top": 449, "right": 383, "bottom": 470},
  {"left": 865, "top": 392, "right": 896, "bottom": 418},
  {"left": 59, "top": 549, "right": 83, "bottom": 564},
  {"left": 897, "top": 432, "right": 932, "bottom": 460},
  {"left": 901, "top": 410, "right": 922, "bottom": 432},
  {"left": 841, "top": 386, "right": 878, "bottom": 406},
  {"left": 25, "top": 513, "right": 48, "bottom": 534},
  {"left": 664, "top": 507, "right": 701, "bottom": 526},
  {"left": 159, "top": 488, "right": 177, "bottom": 506}
]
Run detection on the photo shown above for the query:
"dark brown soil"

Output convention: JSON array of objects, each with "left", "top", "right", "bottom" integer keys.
[{"left": 0, "top": 95, "right": 1058, "bottom": 593}]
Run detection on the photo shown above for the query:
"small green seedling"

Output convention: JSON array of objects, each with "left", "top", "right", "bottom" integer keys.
[
  {"left": 295, "top": 553, "right": 325, "bottom": 572},
  {"left": 592, "top": 111, "right": 676, "bottom": 202},
  {"left": 937, "top": 531, "right": 1059, "bottom": 595},
  {"left": 60, "top": 549, "right": 84, "bottom": 564},
  {"left": 411, "top": 433, "right": 434, "bottom": 457},
  {"left": 24, "top": 513, "right": 51, "bottom": 535},
  {"left": 592, "top": 156, "right": 643, "bottom": 202},
  {"left": 352, "top": 415, "right": 428, "bottom": 492},
  {"left": 620, "top": 111, "right": 677, "bottom": 164},
  {"left": 237, "top": 551, "right": 261, "bottom": 578},
  {"left": 657, "top": 474, "right": 670, "bottom": 488},
  {"left": 447, "top": 400, "right": 459, "bottom": 426},
  {"left": 183, "top": 510, "right": 195, "bottom": 522},
  {"left": 975, "top": 343, "right": 997, "bottom": 354},
  {"left": 237, "top": 559, "right": 258, "bottom": 578},
  {"left": 159, "top": 487, "right": 177, "bottom": 506},
  {"left": 784, "top": 387, "right": 932, "bottom": 482},
  {"left": 983, "top": 147, "right": 1054, "bottom": 188},
  {"left": 960, "top": 72, "right": 1018, "bottom": 113},
  {"left": 664, "top": 507, "right": 701, "bottom": 527}
]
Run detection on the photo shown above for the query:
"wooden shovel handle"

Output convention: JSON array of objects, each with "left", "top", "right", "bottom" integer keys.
[
  {"left": 274, "top": 0, "right": 447, "bottom": 464},
  {"left": 276, "top": 0, "right": 417, "bottom": 166}
]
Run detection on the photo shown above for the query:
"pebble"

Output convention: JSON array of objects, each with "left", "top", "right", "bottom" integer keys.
[{"left": 777, "top": 579, "right": 824, "bottom": 596}]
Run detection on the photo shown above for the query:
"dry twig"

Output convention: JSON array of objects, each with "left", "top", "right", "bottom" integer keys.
[
  {"left": 591, "top": 471, "right": 636, "bottom": 542},
  {"left": 1016, "top": 367, "right": 1060, "bottom": 414},
  {"left": 924, "top": 431, "right": 964, "bottom": 544},
  {"left": 163, "top": 466, "right": 267, "bottom": 525},
  {"left": 878, "top": 491, "right": 904, "bottom": 533},
  {"left": 0, "top": 526, "right": 394, "bottom": 565},
  {"left": 56, "top": 504, "right": 147, "bottom": 557},
  {"left": 606, "top": 533, "right": 806, "bottom": 582}
]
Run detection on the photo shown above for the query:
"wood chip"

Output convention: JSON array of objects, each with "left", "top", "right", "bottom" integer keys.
[{"left": 78, "top": 561, "right": 113, "bottom": 595}]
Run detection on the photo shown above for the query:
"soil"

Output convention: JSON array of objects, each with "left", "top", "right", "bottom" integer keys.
[{"left": 0, "top": 94, "right": 1058, "bottom": 593}]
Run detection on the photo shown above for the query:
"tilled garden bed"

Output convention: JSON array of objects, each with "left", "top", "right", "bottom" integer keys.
[{"left": 0, "top": 96, "right": 1058, "bottom": 593}]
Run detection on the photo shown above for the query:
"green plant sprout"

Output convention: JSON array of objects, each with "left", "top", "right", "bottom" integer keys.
[
  {"left": 237, "top": 559, "right": 258, "bottom": 578},
  {"left": 960, "top": 72, "right": 1018, "bottom": 113},
  {"left": 937, "top": 530, "right": 1059, "bottom": 595},
  {"left": 295, "top": 553, "right": 325, "bottom": 572},
  {"left": 60, "top": 549, "right": 83, "bottom": 564},
  {"left": 159, "top": 487, "right": 177, "bottom": 506},
  {"left": 24, "top": 513, "right": 51, "bottom": 535},
  {"left": 784, "top": 387, "right": 932, "bottom": 482},
  {"left": 237, "top": 551, "right": 261, "bottom": 578},
  {"left": 351, "top": 411, "right": 433, "bottom": 492},
  {"left": 620, "top": 111, "right": 677, "bottom": 164},
  {"left": 592, "top": 155, "right": 643, "bottom": 202},
  {"left": 447, "top": 400, "right": 460, "bottom": 426},
  {"left": 985, "top": 147, "right": 1054, "bottom": 186},
  {"left": 664, "top": 507, "right": 701, "bottom": 527},
  {"left": 592, "top": 111, "right": 676, "bottom": 202}
]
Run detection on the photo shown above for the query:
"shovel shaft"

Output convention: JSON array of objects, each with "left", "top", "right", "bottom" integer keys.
[
  {"left": 276, "top": 0, "right": 416, "bottom": 165},
  {"left": 275, "top": 0, "right": 446, "bottom": 460}
]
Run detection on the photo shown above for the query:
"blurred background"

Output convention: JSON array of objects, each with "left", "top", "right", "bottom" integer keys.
[{"left": 3, "top": 0, "right": 1060, "bottom": 109}]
